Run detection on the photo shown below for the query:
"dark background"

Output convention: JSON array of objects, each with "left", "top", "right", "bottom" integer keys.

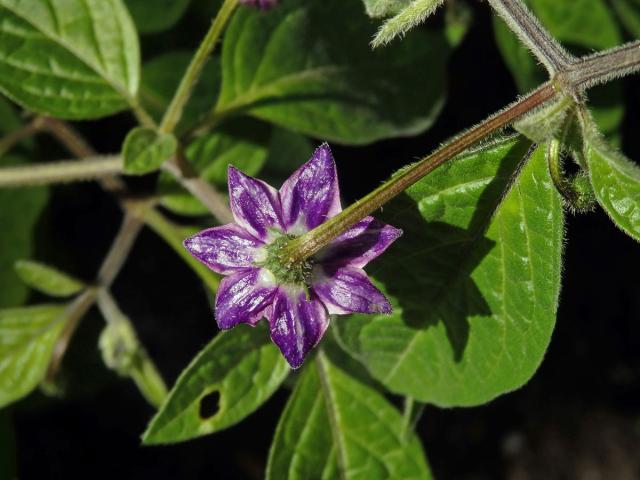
[{"left": 5, "top": 3, "right": 640, "bottom": 479}]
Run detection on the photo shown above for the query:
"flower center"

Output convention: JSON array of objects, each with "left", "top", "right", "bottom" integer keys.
[{"left": 256, "top": 233, "right": 314, "bottom": 287}]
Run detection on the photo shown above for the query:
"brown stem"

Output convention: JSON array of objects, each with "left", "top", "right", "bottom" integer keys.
[{"left": 282, "top": 82, "right": 557, "bottom": 264}]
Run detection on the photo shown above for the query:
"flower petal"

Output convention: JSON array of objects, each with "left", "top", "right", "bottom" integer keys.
[
  {"left": 312, "top": 265, "right": 392, "bottom": 315},
  {"left": 215, "top": 268, "right": 277, "bottom": 329},
  {"left": 279, "top": 143, "right": 341, "bottom": 234},
  {"left": 318, "top": 216, "right": 402, "bottom": 268},
  {"left": 267, "top": 287, "right": 329, "bottom": 369},
  {"left": 228, "top": 165, "right": 283, "bottom": 241},
  {"left": 184, "top": 224, "right": 265, "bottom": 275}
]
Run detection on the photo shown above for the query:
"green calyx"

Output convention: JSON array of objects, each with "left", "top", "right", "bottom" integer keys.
[{"left": 256, "top": 233, "right": 314, "bottom": 288}]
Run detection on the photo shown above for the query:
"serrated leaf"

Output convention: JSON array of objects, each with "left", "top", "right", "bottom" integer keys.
[
  {"left": 217, "top": 0, "right": 448, "bottom": 145},
  {"left": 140, "top": 52, "right": 220, "bottom": 133},
  {"left": 0, "top": 156, "right": 48, "bottom": 308},
  {"left": 0, "top": 0, "right": 140, "bottom": 119},
  {"left": 14, "top": 260, "right": 85, "bottom": 298},
  {"left": 335, "top": 137, "right": 564, "bottom": 407},
  {"left": 611, "top": 0, "right": 640, "bottom": 38},
  {"left": 584, "top": 124, "right": 640, "bottom": 241},
  {"left": 125, "top": 0, "right": 190, "bottom": 34},
  {"left": 266, "top": 353, "right": 432, "bottom": 480},
  {"left": 493, "top": 0, "right": 623, "bottom": 135},
  {"left": 0, "top": 304, "right": 67, "bottom": 408},
  {"left": 159, "top": 119, "right": 270, "bottom": 215},
  {"left": 371, "top": 0, "right": 445, "bottom": 48},
  {"left": 143, "top": 325, "right": 289, "bottom": 444},
  {"left": 123, "top": 127, "right": 177, "bottom": 175}
]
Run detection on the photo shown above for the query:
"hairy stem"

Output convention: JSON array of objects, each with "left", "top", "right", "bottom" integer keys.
[
  {"left": 159, "top": 0, "right": 239, "bottom": 134},
  {"left": 282, "top": 82, "right": 557, "bottom": 264},
  {"left": 0, "top": 117, "right": 45, "bottom": 156},
  {"left": 487, "top": 0, "right": 573, "bottom": 74},
  {"left": 565, "top": 40, "right": 640, "bottom": 91},
  {"left": 0, "top": 155, "right": 122, "bottom": 187}
]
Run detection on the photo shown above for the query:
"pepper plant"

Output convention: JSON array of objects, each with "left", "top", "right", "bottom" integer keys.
[{"left": 0, "top": 0, "right": 639, "bottom": 477}]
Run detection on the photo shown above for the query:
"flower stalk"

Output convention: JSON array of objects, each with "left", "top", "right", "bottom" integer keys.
[{"left": 280, "top": 82, "right": 557, "bottom": 264}]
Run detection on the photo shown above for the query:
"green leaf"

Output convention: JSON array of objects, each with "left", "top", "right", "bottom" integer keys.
[
  {"left": 140, "top": 52, "right": 220, "bottom": 133},
  {"left": 584, "top": 123, "right": 640, "bottom": 241},
  {"left": 125, "top": 0, "right": 190, "bottom": 34},
  {"left": 514, "top": 95, "right": 574, "bottom": 143},
  {"left": 336, "top": 137, "right": 564, "bottom": 406},
  {"left": 217, "top": 0, "right": 448, "bottom": 145},
  {"left": 371, "top": 0, "right": 445, "bottom": 48},
  {"left": 266, "top": 353, "right": 432, "bottom": 480},
  {"left": 0, "top": 304, "right": 66, "bottom": 408},
  {"left": 122, "top": 127, "right": 177, "bottom": 175},
  {"left": 0, "top": 0, "right": 140, "bottom": 119},
  {"left": 0, "top": 156, "right": 48, "bottom": 308},
  {"left": 493, "top": 0, "right": 623, "bottom": 135},
  {"left": 611, "top": 0, "right": 640, "bottom": 38},
  {"left": 143, "top": 325, "right": 289, "bottom": 444},
  {"left": 159, "top": 119, "right": 270, "bottom": 215},
  {"left": 14, "top": 260, "right": 85, "bottom": 298},
  {"left": 362, "top": 0, "right": 412, "bottom": 18}
]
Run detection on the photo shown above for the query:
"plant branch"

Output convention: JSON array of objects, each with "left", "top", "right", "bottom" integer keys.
[
  {"left": 0, "top": 155, "right": 122, "bottom": 187},
  {"left": 162, "top": 159, "right": 234, "bottom": 223},
  {"left": 487, "top": 0, "right": 574, "bottom": 74},
  {"left": 565, "top": 40, "right": 640, "bottom": 92},
  {"left": 281, "top": 82, "right": 557, "bottom": 264},
  {"left": 159, "top": 0, "right": 239, "bottom": 134},
  {"left": 0, "top": 117, "right": 45, "bottom": 156}
]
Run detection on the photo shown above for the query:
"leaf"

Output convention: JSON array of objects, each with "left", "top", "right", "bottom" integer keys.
[
  {"left": 14, "top": 260, "right": 85, "bottom": 298},
  {"left": 335, "top": 137, "right": 564, "bottom": 406},
  {"left": 584, "top": 123, "right": 640, "bottom": 241},
  {"left": 0, "top": 0, "right": 140, "bottom": 119},
  {"left": 143, "top": 324, "right": 289, "bottom": 444},
  {"left": 0, "top": 156, "right": 48, "bottom": 308},
  {"left": 140, "top": 51, "right": 220, "bottom": 133},
  {"left": 611, "top": 0, "right": 640, "bottom": 38},
  {"left": 513, "top": 95, "right": 573, "bottom": 143},
  {"left": 362, "top": 0, "right": 412, "bottom": 18},
  {"left": 0, "top": 304, "right": 66, "bottom": 408},
  {"left": 266, "top": 353, "right": 432, "bottom": 480},
  {"left": 125, "top": 0, "right": 190, "bottom": 34},
  {"left": 159, "top": 119, "right": 270, "bottom": 215},
  {"left": 371, "top": 0, "right": 445, "bottom": 48},
  {"left": 122, "top": 127, "right": 177, "bottom": 175},
  {"left": 217, "top": 0, "right": 449, "bottom": 145},
  {"left": 492, "top": 0, "right": 623, "bottom": 135}
]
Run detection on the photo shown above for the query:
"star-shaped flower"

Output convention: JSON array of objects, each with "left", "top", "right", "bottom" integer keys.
[{"left": 184, "top": 144, "right": 402, "bottom": 368}]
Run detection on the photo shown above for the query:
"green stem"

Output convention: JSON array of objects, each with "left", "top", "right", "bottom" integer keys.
[
  {"left": 159, "top": 0, "right": 239, "bottom": 134},
  {"left": 281, "top": 82, "right": 557, "bottom": 264},
  {"left": 401, "top": 397, "right": 425, "bottom": 440},
  {"left": 144, "top": 209, "right": 221, "bottom": 292}
]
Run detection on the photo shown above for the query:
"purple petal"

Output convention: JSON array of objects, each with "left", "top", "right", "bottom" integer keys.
[
  {"left": 279, "top": 143, "right": 341, "bottom": 234},
  {"left": 228, "top": 166, "right": 283, "bottom": 241},
  {"left": 267, "top": 288, "right": 329, "bottom": 369},
  {"left": 318, "top": 216, "right": 402, "bottom": 268},
  {"left": 184, "top": 224, "right": 265, "bottom": 275},
  {"left": 312, "top": 265, "right": 392, "bottom": 315},
  {"left": 215, "top": 268, "right": 277, "bottom": 329}
]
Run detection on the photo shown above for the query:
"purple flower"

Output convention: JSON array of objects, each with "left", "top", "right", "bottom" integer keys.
[
  {"left": 239, "top": 0, "right": 278, "bottom": 9},
  {"left": 184, "top": 144, "right": 402, "bottom": 368}
]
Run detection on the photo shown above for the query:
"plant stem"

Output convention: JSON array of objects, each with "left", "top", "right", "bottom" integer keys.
[
  {"left": 0, "top": 155, "right": 122, "bottom": 187},
  {"left": 159, "top": 0, "right": 239, "bottom": 134},
  {"left": 281, "top": 82, "right": 557, "bottom": 264},
  {"left": 487, "top": 0, "right": 573, "bottom": 74},
  {"left": 162, "top": 159, "right": 234, "bottom": 223},
  {"left": 402, "top": 397, "right": 425, "bottom": 440},
  {"left": 566, "top": 40, "right": 640, "bottom": 91},
  {"left": 144, "top": 209, "right": 221, "bottom": 292},
  {"left": 0, "top": 117, "right": 45, "bottom": 156}
]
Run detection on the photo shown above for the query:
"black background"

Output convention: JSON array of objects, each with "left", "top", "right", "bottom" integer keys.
[{"left": 5, "top": 3, "right": 640, "bottom": 479}]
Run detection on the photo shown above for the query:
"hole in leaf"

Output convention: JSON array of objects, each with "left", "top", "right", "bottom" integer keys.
[{"left": 199, "top": 391, "right": 220, "bottom": 419}]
